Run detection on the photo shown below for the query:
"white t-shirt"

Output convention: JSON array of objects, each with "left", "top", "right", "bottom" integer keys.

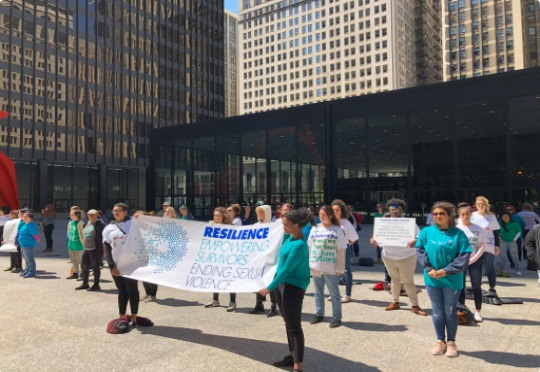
[
  {"left": 308, "top": 224, "right": 348, "bottom": 274},
  {"left": 102, "top": 219, "right": 132, "bottom": 263},
  {"left": 340, "top": 218, "right": 359, "bottom": 243},
  {"left": 380, "top": 224, "right": 420, "bottom": 260},
  {"left": 470, "top": 212, "right": 500, "bottom": 254},
  {"left": 232, "top": 217, "right": 242, "bottom": 226},
  {"left": 456, "top": 222, "right": 487, "bottom": 255}
]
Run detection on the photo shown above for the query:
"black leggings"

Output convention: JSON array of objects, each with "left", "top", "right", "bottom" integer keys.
[
  {"left": 212, "top": 292, "right": 236, "bottom": 302},
  {"left": 112, "top": 275, "right": 139, "bottom": 315},
  {"left": 274, "top": 283, "right": 305, "bottom": 363},
  {"left": 43, "top": 224, "right": 54, "bottom": 249},
  {"left": 81, "top": 249, "right": 101, "bottom": 286},
  {"left": 143, "top": 282, "right": 158, "bottom": 296}
]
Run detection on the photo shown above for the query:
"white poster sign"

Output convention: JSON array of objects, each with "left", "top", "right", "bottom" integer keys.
[
  {"left": 114, "top": 216, "right": 284, "bottom": 293},
  {"left": 373, "top": 218, "right": 416, "bottom": 246}
]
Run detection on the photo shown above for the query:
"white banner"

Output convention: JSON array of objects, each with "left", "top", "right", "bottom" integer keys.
[
  {"left": 114, "top": 216, "right": 284, "bottom": 293},
  {"left": 373, "top": 218, "right": 417, "bottom": 247}
]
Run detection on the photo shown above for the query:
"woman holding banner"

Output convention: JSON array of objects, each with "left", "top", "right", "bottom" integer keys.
[
  {"left": 308, "top": 205, "right": 348, "bottom": 328},
  {"left": 204, "top": 207, "right": 237, "bottom": 312},
  {"left": 249, "top": 204, "right": 279, "bottom": 316},
  {"left": 259, "top": 208, "right": 310, "bottom": 372},
  {"left": 103, "top": 203, "right": 142, "bottom": 327}
]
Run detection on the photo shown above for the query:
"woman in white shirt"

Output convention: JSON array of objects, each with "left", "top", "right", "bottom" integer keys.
[
  {"left": 2, "top": 210, "right": 22, "bottom": 272},
  {"left": 471, "top": 196, "right": 500, "bottom": 294},
  {"left": 331, "top": 199, "right": 359, "bottom": 303},
  {"left": 308, "top": 205, "right": 348, "bottom": 328}
]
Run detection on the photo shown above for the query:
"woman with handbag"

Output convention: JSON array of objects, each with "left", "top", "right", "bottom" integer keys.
[{"left": 416, "top": 201, "right": 471, "bottom": 357}]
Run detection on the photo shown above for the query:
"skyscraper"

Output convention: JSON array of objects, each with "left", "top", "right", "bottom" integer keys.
[
  {"left": 443, "top": 0, "right": 540, "bottom": 81},
  {"left": 0, "top": 0, "right": 224, "bottom": 210},
  {"left": 238, "top": 0, "right": 442, "bottom": 115},
  {"left": 225, "top": 10, "right": 239, "bottom": 117}
]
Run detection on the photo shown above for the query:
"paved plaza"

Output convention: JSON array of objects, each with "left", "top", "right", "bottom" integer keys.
[{"left": 1, "top": 224, "right": 539, "bottom": 371}]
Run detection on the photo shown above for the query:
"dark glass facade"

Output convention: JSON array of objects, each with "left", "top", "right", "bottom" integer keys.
[
  {"left": 0, "top": 0, "right": 224, "bottom": 211},
  {"left": 151, "top": 68, "right": 540, "bottom": 219}
]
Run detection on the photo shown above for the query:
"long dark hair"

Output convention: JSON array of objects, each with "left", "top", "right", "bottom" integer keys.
[
  {"left": 500, "top": 211, "right": 512, "bottom": 232},
  {"left": 319, "top": 205, "right": 340, "bottom": 226}
]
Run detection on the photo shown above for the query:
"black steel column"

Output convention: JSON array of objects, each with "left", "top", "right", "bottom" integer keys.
[
  {"left": 38, "top": 160, "right": 48, "bottom": 208},
  {"left": 325, "top": 103, "right": 336, "bottom": 202},
  {"left": 98, "top": 164, "right": 107, "bottom": 210}
]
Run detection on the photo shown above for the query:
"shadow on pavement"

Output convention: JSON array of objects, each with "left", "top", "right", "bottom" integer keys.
[
  {"left": 155, "top": 298, "right": 201, "bottom": 307},
  {"left": 140, "top": 326, "right": 381, "bottom": 371},
  {"left": 460, "top": 350, "right": 540, "bottom": 368},
  {"left": 488, "top": 317, "right": 540, "bottom": 326},
  {"left": 492, "top": 281, "right": 526, "bottom": 287},
  {"left": 343, "top": 321, "right": 407, "bottom": 332}
]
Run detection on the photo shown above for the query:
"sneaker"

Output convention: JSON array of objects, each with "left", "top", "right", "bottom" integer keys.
[
  {"left": 19, "top": 270, "right": 28, "bottom": 277},
  {"left": 11, "top": 268, "right": 22, "bottom": 273},
  {"left": 66, "top": 274, "right": 78, "bottom": 280},
  {"left": 75, "top": 284, "right": 90, "bottom": 290},
  {"left": 140, "top": 295, "right": 151, "bottom": 302},
  {"left": 446, "top": 341, "right": 459, "bottom": 358},
  {"left": 226, "top": 301, "right": 236, "bottom": 312},
  {"left": 144, "top": 296, "right": 157, "bottom": 303},
  {"left": 204, "top": 299, "right": 220, "bottom": 308},
  {"left": 272, "top": 355, "right": 294, "bottom": 368},
  {"left": 329, "top": 319, "right": 342, "bottom": 328},
  {"left": 4, "top": 266, "right": 14, "bottom": 272},
  {"left": 87, "top": 285, "right": 101, "bottom": 291},
  {"left": 410, "top": 306, "right": 427, "bottom": 316},
  {"left": 310, "top": 316, "right": 324, "bottom": 324},
  {"left": 128, "top": 321, "right": 138, "bottom": 329},
  {"left": 474, "top": 312, "right": 483, "bottom": 322},
  {"left": 341, "top": 296, "right": 352, "bottom": 303},
  {"left": 431, "top": 340, "right": 447, "bottom": 356},
  {"left": 385, "top": 302, "right": 400, "bottom": 311},
  {"left": 516, "top": 271, "right": 522, "bottom": 276},
  {"left": 23, "top": 273, "right": 35, "bottom": 278}
]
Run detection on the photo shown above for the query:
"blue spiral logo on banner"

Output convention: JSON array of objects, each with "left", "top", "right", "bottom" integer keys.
[{"left": 141, "top": 221, "right": 189, "bottom": 273}]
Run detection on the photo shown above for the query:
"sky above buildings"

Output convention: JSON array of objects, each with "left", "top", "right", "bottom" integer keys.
[{"left": 225, "top": 0, "right": 238, "bottom": 14}]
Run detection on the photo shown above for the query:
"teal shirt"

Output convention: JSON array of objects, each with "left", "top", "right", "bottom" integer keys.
[
  {"left": 267, "top": 235, "right": 311, "bottom": 291},
  {"left": 416, "top": 226, "right": 471, "bottom": 290}
]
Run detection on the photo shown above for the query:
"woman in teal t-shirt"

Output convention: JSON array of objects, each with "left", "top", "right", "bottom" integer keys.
[
  {"left": 259, "top": 208, "right": 310, "bottom": 372},
  {"left": 416, "top": 201, "right": 471, "bottom": 358}
]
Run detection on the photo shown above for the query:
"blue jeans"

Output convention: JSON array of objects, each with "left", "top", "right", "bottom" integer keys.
[
  {"left": 21, "top": 247, "right": 36, "bottom": 275},
  {"left": 313, "top": 274, "right": 342, "bottom": 320},
  {"left": 344, "top": 244, "right": 353, "bottom": 297},
  {"left": 482, "top": 252, "right": 496, "bottom": 290},
  {"left": 498, "top": 241, "right": 521, "bottom": 272},
  {"left": 426, "top": 285, "right": 460, "bottom": 342}
]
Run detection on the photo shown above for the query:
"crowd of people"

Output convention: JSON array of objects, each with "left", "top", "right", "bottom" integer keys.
[{"left": 1, "top": 197, "right": 539, "bottom": 369}]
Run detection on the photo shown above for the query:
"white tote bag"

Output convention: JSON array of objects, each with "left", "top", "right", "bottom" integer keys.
[{"left": 0, "top": 243, "right": 18, "bottom": 253}]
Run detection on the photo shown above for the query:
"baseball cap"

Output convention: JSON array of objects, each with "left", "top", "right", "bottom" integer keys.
[{"left": 162, "top": 202, "right": 171, "bottom": 207}]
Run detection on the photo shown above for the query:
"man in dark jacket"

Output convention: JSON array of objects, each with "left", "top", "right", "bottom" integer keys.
[{"left": 524, "top": 225, "right": 540, "bottom": 285}]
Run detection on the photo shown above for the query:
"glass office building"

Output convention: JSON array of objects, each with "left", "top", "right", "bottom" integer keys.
[
  {"left": 0, "top": 0, "right": 224, "bottom": 211},
  {"left": 151, "top": 68, "right": 540, "bottom": 219}
]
